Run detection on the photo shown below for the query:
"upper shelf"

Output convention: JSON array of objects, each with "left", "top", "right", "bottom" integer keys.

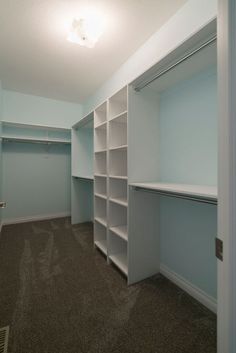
[
  {"left": 130, "top": 182, "right": 217, "bottom": 204},
  {"left": 2, "top": 121, "right": 71, "bottom": 144}
]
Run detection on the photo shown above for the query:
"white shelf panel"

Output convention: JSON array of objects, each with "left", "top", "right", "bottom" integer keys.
[
  {"left": 95, "top": 217, "right": 107, "bottom": 227},
  {"left": 110, "top": 225, "right": 128, "bottom": 241},
  {"left": 95, "top": 193, "right": 107, "bottom": 200},
  {"left": 130, "top": 182, "right": 217, "bottom": 200},
  {"left": 95, "top": 174, "right": 107, "bottom": 178},
  {"left": 109, "top": 197, "right": 128, "bottom": 207},
  {"left": 95, "top": 121, "right": 107, "bottom": 129},
  {"left": 95, "top": 149, "right": 107, "bottom": 153},
  {"left": 109, "top": 175, "right": 128, "bottom": 180},
  {"left": 109, "top": 145, "right": 127, "bottom": 152},
  {"left": 72, "top": 175, "right": 94, "bottom": 181},
  {"left": 95, "top": 240, "right": 107, "bottom": 255},
  {"left": 109, "top": 253, "right": 128, "bottom": 276},
  {"left": 109, "top": 110, "right": 127, "bottom": 122},
  {"left": 2, "top": 136, "right": 70, "bottom": 144}
]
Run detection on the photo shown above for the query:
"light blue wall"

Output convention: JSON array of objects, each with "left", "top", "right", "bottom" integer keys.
[
  {"left": 2, "top": 90, "right": 82, "bottom": 128},
  {"left": 160, "top": 197, "right": 217, "bottom": 298},
  {"left": 82, "top": 0, "right": 217, "bottom": 116},
  {"left": 0, "top": 82, "right": 3, "bottom": 227},
  {"left": 2, "top": 142, "right": 71, "bottom": 223},
  {"left": 159, "top": 67, "right": 217, "bottom": 186}
]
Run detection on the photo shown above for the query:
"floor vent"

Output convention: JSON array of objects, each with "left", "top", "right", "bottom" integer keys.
[{"left": 0, "top": 326, "right": 9, "bottom": 353}]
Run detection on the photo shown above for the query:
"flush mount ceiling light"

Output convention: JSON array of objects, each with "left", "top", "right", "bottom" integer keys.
[{"left": 67, "top": 14, "right": 104, "bottom": 48}]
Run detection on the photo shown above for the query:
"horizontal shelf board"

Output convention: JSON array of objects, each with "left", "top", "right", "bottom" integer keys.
[
  {"left": 130, "top": 182, "right": 217, "bottom": 201},
  {"left": 94, "top": 240, "right": 107, "bottom": 255},
  {"left": 110, "top": 225, "right": 128, "bottom": 241},
  {"left": 94, "top": 149, "right": 107, "bottom": 153},
  {"left": 109, "top": 197, "right": 128, "bottom": 207},
  {"left": 109, "top": 175, "right": 128, "bottom": 180},
  {"left": 2, "top": 121, "right": 70, "bottom": 131},
  {"left": 95, "top": 174, "right": 107, "bottom": 178},
  {"left": 95, "top": 121, "right": 107, "bottom": 129},
  {"left": 109, "top": 253, "right": 128, "bottom": 276},
  {"left": 95, "top": 217, "right": 107, "bottom": 227},
  {"left": 95, "top": 193, "right": 107, "bottom": 200},
  {"left": 2, "top": 136, "right": 71, "bottom": 144},
  {"left": 72, "top": 112, "right": 94, "bottom": 129},
  {"left": 109, "top": 145, "right": 128, "bottom": 152},
  {"left": 109, "top": 110, "right": 127, "bottom": 122},
  {"left": 72, "top": 175, "right": 94, "bottom": 181}
]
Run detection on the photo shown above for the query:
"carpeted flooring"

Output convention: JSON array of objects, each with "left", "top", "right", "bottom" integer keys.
[{"left": 0, "top": 217, "right": 216, "bottom": 353}]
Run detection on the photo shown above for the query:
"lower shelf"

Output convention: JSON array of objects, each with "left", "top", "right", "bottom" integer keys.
[
  {"left": 95, "top": 240, "right": 107, "bottom": 255},
  {"left": 94, "top": 217, "right": 107, "bottom": 227},
  {"left": 109, "top": 253, "right": 128, "bottom": 276},
  {"left": 110, "top": 225, "right": 128, "bottom": 241}
]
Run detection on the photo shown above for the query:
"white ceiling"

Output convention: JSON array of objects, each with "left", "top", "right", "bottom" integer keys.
[{"left": 0, "top": 0, "right": 188, "bottom": 103}]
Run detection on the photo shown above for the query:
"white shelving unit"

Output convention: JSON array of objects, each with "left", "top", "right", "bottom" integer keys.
[
  {"left": 71, "top": 113, "right": 94, "bottom": 224},
  {"left": 93, "top": 87, "right": 129, "bottom": 277},
  {"left": 94, "top": 102, "right": 108, "bottom": 254},
  {"left": 108, "top": 87, "right": 128, "bottom": 277}
]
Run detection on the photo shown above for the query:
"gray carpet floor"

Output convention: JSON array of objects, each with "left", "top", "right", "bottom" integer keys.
[{"left": 0, "top": 217, "right": 216, "bottom": 353}]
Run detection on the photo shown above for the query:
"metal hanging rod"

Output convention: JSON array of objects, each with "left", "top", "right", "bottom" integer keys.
[
  {"left": 2, "top": 138, "right": 70, "bottom": 145},
  {"left": 132, "top": 186, "right": 217, "bottom": 205},
  {"left": 134, "top": 35, "right": 217, "bottom": 92}
]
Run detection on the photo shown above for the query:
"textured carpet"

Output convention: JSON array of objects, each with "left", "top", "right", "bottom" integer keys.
[{"left": 0, "top": 217, "right": 216, "bottom": 353}]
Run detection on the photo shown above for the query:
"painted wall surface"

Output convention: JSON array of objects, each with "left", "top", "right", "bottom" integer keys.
[
  {"left": 2, "top": 90, "right": 82, "bottom": 128},
  {"left": 0, "top": 82, "right": 3, "bottom": 227},
  {"left": 2, "top": 142, "right": 71, "bottom": 223},
  {"left": 160, "top": 197, "right": 217, "bottom": 298},
  {"left": 82, "top": 0, "right": 217, "bottom": 116},
  {"left": 159, "top": 67, "right": 217, "bottom": 185}
]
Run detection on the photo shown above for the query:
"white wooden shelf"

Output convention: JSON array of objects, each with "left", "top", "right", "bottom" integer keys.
[
  {"left": 95, "top": 217, "right": 107, "bottom": 227},
  {"left": 109, "top": 175, "right": 128, "bottom": 180},
  {"left": 95, "top": 174, "right": 107, "bottom": 178},
  {"left": 110, "top": 225, "right": 128, "bottom": 241},
  {"left": 109, "top": 253, "right": 128, "bottom": 275},
  {"left": 109, "top": 197, "right": 128, "bottom": 207},
  {"left": 2, "top": 136, "right": 70, "bottom": 144},
  {"left": 95, "top": 149, "right": 107, "bottom": 153},
  {"left": 72, "top": 175, "right": 94, "bottom": 181},
  {"left": 109, "top": 145, "right": 127, "bottom": 152},
  {"left": 95, "top": 121, "right": 107, "bottom": 129},
  {"left": 130, "top": 182, "right": 217, "bottom": 203},
  {"left": 109, "top": 110, "right": 127, "bottom": 122},
  {"left": 95, "top": 193, "right": 107, "bottom": 200},
  {"left": 95, "top": 240, "right": 107, "bottom": 255}
]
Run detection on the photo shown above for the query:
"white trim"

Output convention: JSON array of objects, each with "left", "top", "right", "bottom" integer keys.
[
  {"left": 2, "top": 212, "right": 71, "bottom": 225},
  {"left": 160, "top": 264, "right": 217, "bottom": 313}
]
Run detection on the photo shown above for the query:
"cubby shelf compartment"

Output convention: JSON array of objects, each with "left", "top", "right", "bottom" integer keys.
[
  {"left": 108, "top": 87, "right": 128, "bottom": 120},
  {"left": 110, "top": 225, "right": 128, "bottom": 241},
  {"left": 95, "top": 173, "right": 107, "bottom": 178},
  {"left": 109, "top": 112, "right": 127, "bottom": 149},
  {"left": 94, "top": 102, "right": 107, "bottom": 128},
  {"left": 94, "top": 123, "right": 107, "bottom": 152},
  {"left": 94, "top": 152, "right": 107, "bottom": 175},
  {"left": 109, "top": 111, "right": 127, "bottom": 123},
  {"left": 109, "top": 231, "right": 128, "bottom": 275},
  {"left": 94, "top": 221, "right": 107, "bottom": 255},
  {"left": 109, "top": 253, "right": 128, "bottom": 275},
  {"left": 72, "top": 175, "right": 94, "bottom": 181},
  {"left": 94, "top": 176, "right": 107, "bottom": 196},
  {"left": 95, "top": 196, "right": 107, "bottom": 226},
  {"left": 109, "top": 175, "right": 128, "bottom": 180},
  {"left": 109, "top": 148, "right": 127, "bottom": 178},
  {"left": 109, "top": 197, "right": 128, "bottom": 207}
]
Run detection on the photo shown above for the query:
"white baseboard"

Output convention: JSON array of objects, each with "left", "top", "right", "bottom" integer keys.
[
  {"left": 160, "top": 264, "right": 217, "bottom": 313},
  {"left": 2, "top": 212, "right": 71, "bottom": 226}
]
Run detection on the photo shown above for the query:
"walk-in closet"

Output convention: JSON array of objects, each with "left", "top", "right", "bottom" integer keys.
[{"left": 0, "top": 1, "right": 235, "bottom": 352}]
